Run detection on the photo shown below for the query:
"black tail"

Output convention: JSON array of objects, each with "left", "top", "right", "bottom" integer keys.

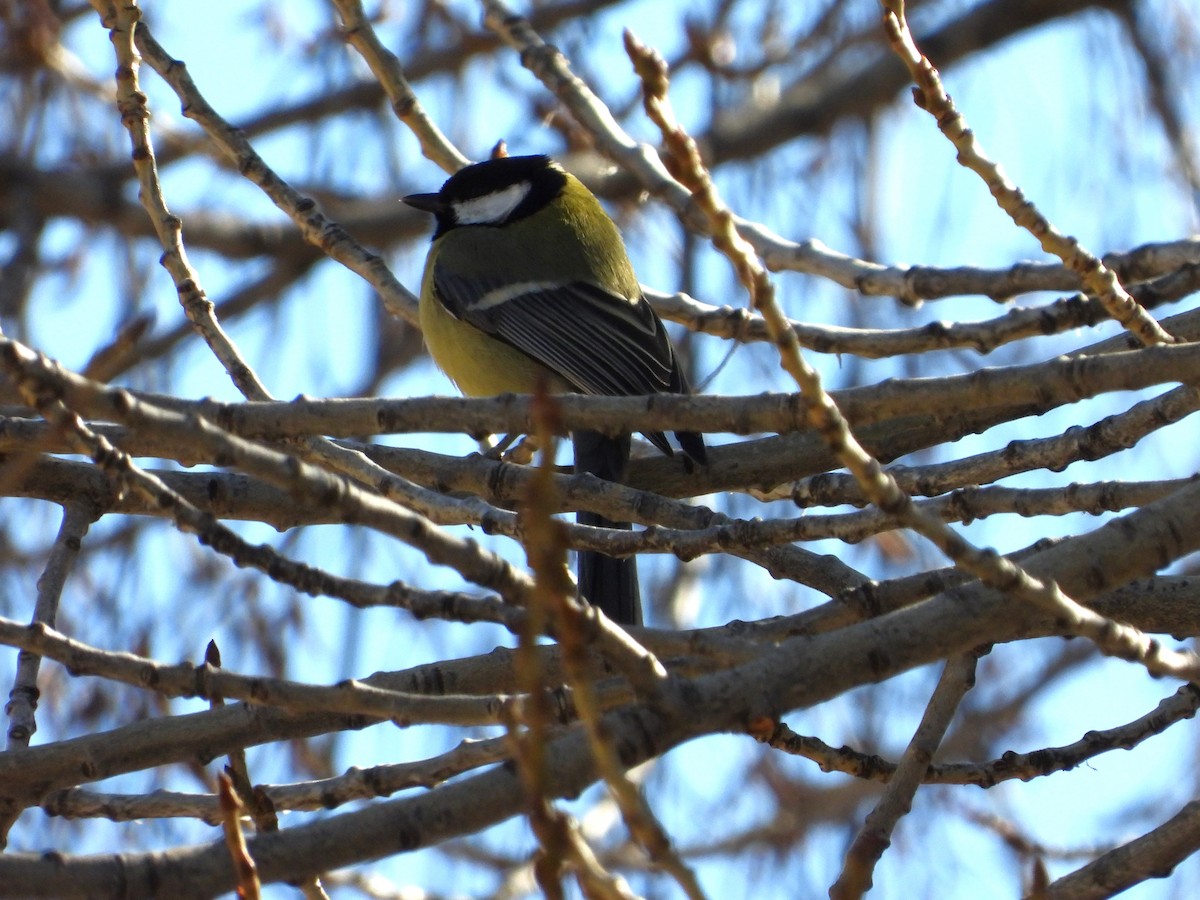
[{"left": 573, "top": 431, "right": 641, "bottom": 626}]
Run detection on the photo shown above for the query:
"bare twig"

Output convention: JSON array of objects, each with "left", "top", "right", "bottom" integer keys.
[
  {"left": 766, "top": 683, "right": 1200, "bottom": 788},
  {"left": 4, "top": 502, "right": 96, "bottom": 751},
  {"left": 329, "top": 0, "right": 469, "bottom": 173},
  {"left": 1042, "top": 800, "right": 1200, "bottom": 899},
  {"left": 130, "top": 21, "right": 419, "bottom": 325},
  {"left": 830, "top": 651, "right": 981, "bottom": 899},
  {"left": 878, "top": 0, "right": 1175, "bottom": 348},
  {"left": 88, "top": 0, "right": 274, "bottom": 401},
  {"left": 217, "top": 772, "right": 262, "bottom": 900}
]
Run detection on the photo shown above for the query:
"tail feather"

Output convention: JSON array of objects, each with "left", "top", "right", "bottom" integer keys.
[
  {"left": 577, "top": 509, "right": 641, "bottom": 626},
  {"left": 573, "top": 431, "right": 641, "bottom": 626}
]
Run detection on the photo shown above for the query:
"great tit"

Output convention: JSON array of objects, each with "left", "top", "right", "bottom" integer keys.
[{"left": 404, "top": 154, "right": 705, "bottom": 626}]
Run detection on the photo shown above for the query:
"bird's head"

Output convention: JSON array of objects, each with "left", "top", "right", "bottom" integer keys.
[{"left": 403, "top": 155, "right": 568, "bottom": 237}]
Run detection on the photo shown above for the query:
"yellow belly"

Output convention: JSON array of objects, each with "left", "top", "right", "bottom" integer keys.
[{"left": 419, "top": 286, "right": 570, "bottom": 397}]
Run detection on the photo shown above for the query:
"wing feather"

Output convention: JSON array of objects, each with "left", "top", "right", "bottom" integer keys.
[{"left": 432, "top": 268, "right": 688, "bottom": 399}]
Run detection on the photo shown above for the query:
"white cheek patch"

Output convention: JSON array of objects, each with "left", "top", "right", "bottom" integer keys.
[{"left": 452, "top": 181, "right": 531, "bottom": 225}]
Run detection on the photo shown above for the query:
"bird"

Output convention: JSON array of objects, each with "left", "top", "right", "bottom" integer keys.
[{"left": 404, "top": 154, "right": 705, "bottom": 626}]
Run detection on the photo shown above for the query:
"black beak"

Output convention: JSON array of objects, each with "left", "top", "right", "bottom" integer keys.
[{"left": 402, "top": 192, "right": 444, "bottom": 214}]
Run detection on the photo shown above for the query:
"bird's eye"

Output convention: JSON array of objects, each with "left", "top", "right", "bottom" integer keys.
[{"left": 451, "top": 181, "right": 531, "bottom": 225}]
